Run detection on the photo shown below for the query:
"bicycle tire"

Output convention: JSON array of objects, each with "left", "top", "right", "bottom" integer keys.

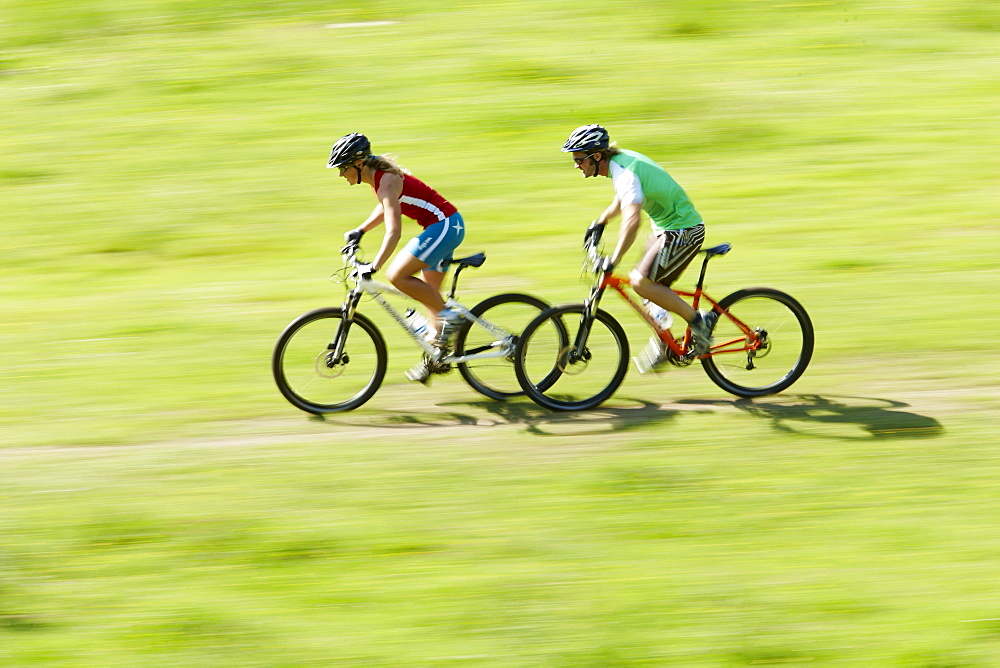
[
  {"left": 701, "top": 288, "right": 813, "bottom": 397},
  {"left": 455, "top": 293, "right": 567, "bottom": 400},
  {"left": 514, "top": 304, "right": 630, "bottom": 411},
  {"left": 272, "top": 307, "right": 387, "bottom": 414}
]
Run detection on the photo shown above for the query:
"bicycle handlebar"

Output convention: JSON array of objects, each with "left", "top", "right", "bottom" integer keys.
[
  {"left": 340, "top": 241, "right": 360, "bottom": 263},
  {"left": 582, "top": 237, "right": 611, "bottom": 277},
  {"left": 335, "top": 241, "right": 375, "bottom": 284}
]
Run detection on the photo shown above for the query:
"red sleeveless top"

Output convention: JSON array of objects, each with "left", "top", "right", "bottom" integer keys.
[{"left": 373, "top": 171, "right": 457, "bottom": 229}]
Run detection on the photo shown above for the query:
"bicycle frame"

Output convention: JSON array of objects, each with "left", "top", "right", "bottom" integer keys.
[
  {"left": 581, "top": 242, "right": 766, "bottom": 362},
  {"left": 329, "top": 245, "right": 517, "bottom": 365}
]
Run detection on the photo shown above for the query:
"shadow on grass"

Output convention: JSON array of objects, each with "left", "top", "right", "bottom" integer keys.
[
  {"left": 315, "top": 394, "right": 941, "bottom": 440},
  {"left": 465, "top": 398, "right": 691, "bottom": 436},
  {"left": 319, "top": 397, "right": 691, "bottom": 437},
  {"left": 678, "top": 394, "right": 944, "bottom": 441}
]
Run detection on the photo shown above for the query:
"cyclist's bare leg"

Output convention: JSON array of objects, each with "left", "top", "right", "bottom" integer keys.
[
  {"left": 386, "top": 252, "right": 447, "bottom": 324},
  {"left": 630, "top": 271, "right": 697, "bottom": 323},
  {"left": 388, "top": 255, "right": 452, "bottom": 383},
  {"left": 419, "top": 268, "right": 447, "bottom": 337}
]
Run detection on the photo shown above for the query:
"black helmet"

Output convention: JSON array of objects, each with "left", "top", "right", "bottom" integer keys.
[
  {"left": 327, "top": 132, "right": 372, "bottom": 168},
  {"left": 561, "top": 124, "right": 610, "bottom": 153}
]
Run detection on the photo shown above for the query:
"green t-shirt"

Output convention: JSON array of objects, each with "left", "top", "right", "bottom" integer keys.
[{"left": 609, "top": 149, "right": 701, "bottom": 231}]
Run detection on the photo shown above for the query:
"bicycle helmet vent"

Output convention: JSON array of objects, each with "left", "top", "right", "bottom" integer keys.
[
  {"left": 327, "top": 132, "right": 372, "bottom": 168},
  {"left": 561, "top": 124, "right": 610, "bottom": 153}
]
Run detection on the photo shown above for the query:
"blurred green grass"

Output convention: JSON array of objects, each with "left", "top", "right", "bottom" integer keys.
[{"left": 2, "top": 0, "right": 1000, "bottom": 663}]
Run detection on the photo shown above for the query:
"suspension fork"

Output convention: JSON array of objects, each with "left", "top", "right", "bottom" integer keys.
[
  {"left": 327, "top": 289, "right": 364, "bottom": 361},
  {"left": 572, "top": 284, "right": 607, "bottom": 357}
]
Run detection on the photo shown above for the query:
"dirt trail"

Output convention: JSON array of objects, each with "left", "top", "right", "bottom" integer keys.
[{"left": 2, "top": 389, "right": 958, "bottom": 457}]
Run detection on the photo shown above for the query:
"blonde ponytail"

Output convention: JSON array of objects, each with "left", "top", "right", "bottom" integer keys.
[{"left": 365, "top": 154, "right": 409, "bottom": 176}]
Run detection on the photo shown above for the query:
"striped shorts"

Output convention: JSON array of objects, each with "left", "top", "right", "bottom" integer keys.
[{"left": 635, "top": 222, "right": 705, "bottom": 286}]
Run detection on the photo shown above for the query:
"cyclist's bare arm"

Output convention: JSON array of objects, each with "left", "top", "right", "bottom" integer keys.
[
  {"left": 370, "top": 173, "right": 404, "bottom": 271},
  {"left": 595, "top": 194, "right": 622, "bottom": 227},
  {"left": 357, "top": 202, "right": 385, "bottom": 233},
  {"left": 608, "top": 202, "right": 642, "bottom": 268}
]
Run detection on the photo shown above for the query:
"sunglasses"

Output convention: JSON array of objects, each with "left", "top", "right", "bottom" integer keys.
[
  {"left": 337, "top": 164, "right": 353, "bottom": 174},
  {"left": 573, "top": 153, "right": 598, "bottom": 165}
]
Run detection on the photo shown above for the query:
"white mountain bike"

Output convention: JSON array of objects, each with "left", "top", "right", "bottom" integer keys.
[{"left": 272, "top": 241, "right": 566, "bottom": 414}]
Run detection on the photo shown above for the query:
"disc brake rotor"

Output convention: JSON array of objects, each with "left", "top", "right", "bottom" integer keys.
[
  {"left": 556, "top": 345, "right": 589, "bottom": 375},
  {"left": 315, "top": 350, "right": 346, "bottom": 379}
]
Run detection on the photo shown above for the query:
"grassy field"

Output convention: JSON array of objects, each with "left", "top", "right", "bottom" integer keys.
[{"left": 3, "top": 0, "right": 1000, "bottom": 663}]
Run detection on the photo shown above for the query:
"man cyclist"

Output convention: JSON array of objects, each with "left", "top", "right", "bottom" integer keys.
[
  {"left": 562, "top": 124, "right": 716, "bottom": 370},
  {"left": 327, "top": 132, "right": 466, "bottom": 383}
]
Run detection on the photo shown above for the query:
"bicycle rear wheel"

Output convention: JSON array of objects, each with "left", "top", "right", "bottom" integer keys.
[
  {"left": 514, "top": 305, "right": 629, "bottom": 411},
  {"left": 272, "top": 307, "right": 387, "bottom": 414},
  {"left": 455, "top": 293, "right": 566, "bottom": 400},
  {"left": 701, "top": 288, "right": 813, "bottom": 397}
]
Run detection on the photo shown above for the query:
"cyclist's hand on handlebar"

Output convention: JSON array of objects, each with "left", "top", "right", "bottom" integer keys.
[
  {"left": 599, "top": 256, "right": 616, "bottom": 275},
  {"left": 340, "top": 230, "right": 364, "bottom": 255},
  {"left": 583, "top": 220, "right": 604, "bottom": 247},
  {"left": 352, "top": 262, "right": 375, "bottom": 280}
]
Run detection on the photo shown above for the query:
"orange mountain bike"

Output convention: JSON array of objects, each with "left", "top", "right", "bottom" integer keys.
[{"left": 513, "top": 235, "right": 814, "bottom": 411}]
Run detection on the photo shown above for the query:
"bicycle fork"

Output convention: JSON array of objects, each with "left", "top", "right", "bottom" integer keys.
[
  {"left": 568, "top": 285, "right": 606, "bottom": 363},
  {"left": 326, "top": 289, "right": 364, "bottom": 364}
]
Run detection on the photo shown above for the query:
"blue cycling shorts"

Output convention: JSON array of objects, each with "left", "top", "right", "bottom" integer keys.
[{"left": 403, "top": 212, "right": 466, "bottom": 273}]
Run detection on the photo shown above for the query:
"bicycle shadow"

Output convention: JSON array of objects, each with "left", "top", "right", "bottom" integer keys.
[
  {"left": 677, "top": 394, "right": 945, "bottom": 441},
  {"left": 462, "top": 398, "right": 694, "bottom": 436},
  {"left": 319, "top": 397, "right": 691, "bottom": 437},
  {"left": 315, "top": 393, "right": 942, "bottom": 441}
]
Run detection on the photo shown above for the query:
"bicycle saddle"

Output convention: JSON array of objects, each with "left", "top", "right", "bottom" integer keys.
[
  {"left": 450, "top": 252, "right": 486, "bottom": 268},
  {"left": 703, "top": 243, "right": 732, "bottom": 257}
]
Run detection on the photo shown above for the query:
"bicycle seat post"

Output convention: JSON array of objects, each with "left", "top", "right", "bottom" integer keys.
[
  {"left": 447, "top": 263, "right": 464, "bottom": 301},
  {"left": 694, "top": 243, "right": 732, "bottom": 291},
  {"left": 694, "top": 253, "right": 712, "bottom": 291}
]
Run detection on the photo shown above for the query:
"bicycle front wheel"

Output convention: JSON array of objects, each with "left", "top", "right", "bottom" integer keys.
[
  {"left": 272, "top": 307, "right": 387, "bottom": 414},
  {"left": 701, "top": 288, "right": 813, "bottom": 397},
  {"left": 514, "top": 305, "right": 629, "bottom": 411},
  {"left": 455, "top": 293, "right": 566, "bottom": 400}
]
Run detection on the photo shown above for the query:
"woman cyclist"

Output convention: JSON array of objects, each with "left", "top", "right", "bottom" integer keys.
[
  {"left": 327, "top": 132, "right": 465, "bottom": 383},
  {"left": 562, "top": 124, "right": 716, "bottom": 369}
]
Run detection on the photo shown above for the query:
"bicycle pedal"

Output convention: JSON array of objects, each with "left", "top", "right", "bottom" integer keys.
[
  {"left": 633, "top": 355, "right": 662, "bottom": 375},
  {"left": 633, "top": 337, "right": 667, "bottom": 374},
  {"left": 632, "top": 356, "right": 651, "bottom": 374}
]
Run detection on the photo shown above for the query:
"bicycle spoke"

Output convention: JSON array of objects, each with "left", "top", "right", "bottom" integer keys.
[
  {"left": 701, "top": 288, "right": 813, "bottom": 397},
  {"left": 273, "top": 309, "right": 386, "bottom": 413},
  {"left": 515, "top": 305, "right": 629, "bottom": 411},
  {"left": 456, "top": 293, "right": 558, "bottom": 400}
]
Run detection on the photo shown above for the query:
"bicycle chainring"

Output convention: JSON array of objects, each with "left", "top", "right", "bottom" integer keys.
[{"left": 667, "top": 341, "right": 695, "bottom": 367}]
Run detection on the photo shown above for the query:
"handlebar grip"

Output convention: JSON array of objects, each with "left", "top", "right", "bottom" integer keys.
[{"left": 584, "top": 221, "right": 604, "bottom": 247}]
